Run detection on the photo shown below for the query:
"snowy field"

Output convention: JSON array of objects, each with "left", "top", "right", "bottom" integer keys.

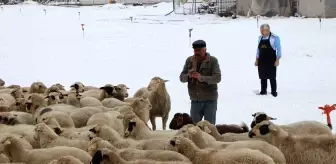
[{"left": 0, "top": 2, "right": 336, "bottom": 131}]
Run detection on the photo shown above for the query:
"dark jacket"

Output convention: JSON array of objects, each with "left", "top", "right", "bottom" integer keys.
[{"left": 179, "top": 53, "right": 221, "bottom": 101}]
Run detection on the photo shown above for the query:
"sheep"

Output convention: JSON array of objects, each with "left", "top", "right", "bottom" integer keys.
[
  {"left": 101, "top": 97, "right": 128, "bottom": 108},
  {"left": 29, "top": 81, "right": 47, "bottom": 94},
  {"left": 169, "top": 136, "right": 275, "bottom": 164},
  {"left": 88, "top": 137, "right": 191, "bottom": 163},
  {"left": 175, "top": 124, "right": 216, "bottom": 143},
  {"left": 70, "top": 82, "right": 85, "bottom": 93},
  {"left": 88, "top": 124, "right": 174, "bottom": 150},
  {"left": 145, "top": 77, "right": 171, "bottom": 131},
  {"left": 0, "top": 111, "right": 33, "bottom": 125},
  {"left": 0, "top": 132, "right": 33, "bottom": 150},
  {"left": 117, "top": 84, "right": 130, "bottom": 98},
  {"left": 49, "top": 156, "right": 84, "bottom": 164},
  {"left": 0, "top": 79, "right": 4, "bottom": 86},
  {"left": 169, "top": 113, "right": 193, "bottom": 130},
  {"left": 45, "top": 85, "right": 62, "bottom": 96},
  {"left": 84, "top": 86, "right": 99, "bottom": 91},
  {"left": 80, "top": 96, "right": 103, "bottom": 107},
  {"left": 250, "top": 112, "right": 332, "bottom": 135},
  {"left": 64, "top": 91, "right": 82, "bottom": 108},
  {"left": 86, "top": 110, "right": 124, "bottom": 136},
  {"left": 249, "top": 120, "right": 336, "bottom": 164},
  {"left": 0, "top": 135, "right": 92, "bottom": 164},
  {"left": 9, "top": 97, "right": 27, "bottom": 112},
  {"left": 123, "top": 113, "right": 174, "bottom": 140},
  {"left": 46, "top": 92, "right": 62, "bottom": 105},
  {"left": 0, "top": 90, "right": 19, "bottom": 112},
  {"left": 0, "top": 124, "right": 39, "bottom": 148},
  {"left": 181, "top": 125, "right": 286, "bottom": 164},
  {"left": 70, "top": 106, "right": 106, "bottom": 128},
  {"left": 133, "top": 87, "right": 149, "bottom": 99},
  {"left": 81, "top": 84, "right": 116, "bottom": 101},
  {"left": 34, "top": 123, "right": 89, "bottom": 151},
  {"left": 46, "top": 103, "right": 77, "bottom": 115}
]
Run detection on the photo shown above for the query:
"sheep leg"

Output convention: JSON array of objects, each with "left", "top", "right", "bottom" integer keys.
[
  {"left": 150, "top": 115, "right": 156, "bottom": 131},
  {"left": 162, "top": 114, "right": 168, "bottom": 130}
]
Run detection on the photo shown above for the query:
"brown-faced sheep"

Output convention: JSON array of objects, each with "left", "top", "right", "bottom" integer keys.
[
  {"left": 0, "top": 79, "right": 4, "bottom": 86},
  {"left": 249, "top": 120, "right": 336, "bottom": 164},
  {"left": 250, "top": 112, "right": 332, "bottom": 136},
  {"left": 88, "top": 137, "right": 191, "bottom": 163},
  {"left": 70, "top": 82, "right": 85, "bottom": 93},
  {"left": 0, "top": 135, "right": 92, "bottom": 164},
  {"left": 48, "top": 156, "right": 84, "bottom": 164},
  {"left": 81, "top": 84, "right": 116, "bottom": 101},
  {"left": 169, "top": 136, "right": 275, "bottom": 164},
  {"left": 29, "top": 82, "right": 47, "bottom": 94},
  {"left": 146, "top": 77, "right": 171, "bottom": 130}
]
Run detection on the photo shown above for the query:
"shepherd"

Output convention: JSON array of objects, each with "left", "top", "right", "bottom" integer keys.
[
  {"left": 179, "top": 40, "right": 221, "bottom": 124},
  {"left": 255, "top": 24, "right": 282, "bottom": 97}
]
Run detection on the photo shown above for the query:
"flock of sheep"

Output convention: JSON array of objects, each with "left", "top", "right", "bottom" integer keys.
[{"left": 0, "top": 77, "right": 335, "bottom": 164}]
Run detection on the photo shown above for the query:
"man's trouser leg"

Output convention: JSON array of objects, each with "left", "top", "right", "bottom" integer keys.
[
  {"left": 203, "top": 100, "right": 217, "bottom": 125},
  {"left": 190, "top": 100, "right": 203, "bottom": 124},
  {"left": 260, "top": 79, "right": 267, "bottom": 94},
  {"left": 270, "top": 78, "right": 277, "bottom": 93}
]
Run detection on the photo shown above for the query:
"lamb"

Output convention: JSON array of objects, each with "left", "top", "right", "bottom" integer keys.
[
  {"left": 49, "top": 156, "right": 84, "bottom": 164},
  {"left": 34, "top": 123, "right": 89, "bottom": 151},
  {"left": 70, "top": 106, "right": 106, "bottom": 128},
  {"left": 196, "top": 120, "right": 260, "bottom": 142},
  {"left": 0, "top": 135, "right": 92, "bottom": 164},
  {"left": 29, "top": 81, "right": 47, "bottom": 94},
  {"left": 0, "top": 111, "right": 33, "bottom": 125},
  {"left": 80, "top": 96, "right": 103, "bottom": 107},
  {"left": 249, "top": 120, "right": 336, "bottom": 164},
  {"left": 88, "top": 124, "right": 174, "bottom": 150},
  {"left": 0, "top": 79, "right": 4, "bottom": 86},
  {"left": 87, "top": 110, "right": 124, "bottom": 136},
  {"left": 123, "top": 113, "right": 174, "bottom": 140},
  {"left": 81, "top": 84, "right": 116, "bottom": 101},
  {"left": 0, "top": 124, "right": 39, "bottom": 148},
  {"left": 70, "top": 82, "right": 85, "bottom": 93},
  {"left": 170, "top": 136, "right": 275, "bottom": 164},
  {"left": 88, "top": 137, "right": 191, "bottom": 163},
  {"left": 91, "top": 148, "right": 192, "bottom": 164},
  {"left": 181, "top": 125, "right": 286, "bottom": 164},
  {"left": 146, "top": 77, "right": 171, "bottom": 131},
  {"left": 250, "top": 112, "right": 332, "bottom": 135}
]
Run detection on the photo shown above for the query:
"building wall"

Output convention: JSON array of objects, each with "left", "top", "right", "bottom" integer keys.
[
  {"left": 325, "top": 0, "right": 336, "bottom": 18},
  {"left": 236, "top": 0, "right": 252, "bottom": 15},
  {"left": 297, "top": 0, "right": 325, "bottom": 17}
]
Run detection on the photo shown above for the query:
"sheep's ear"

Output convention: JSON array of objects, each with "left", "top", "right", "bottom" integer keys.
[
  {"left": 99, "top": 87, "right": 105, "bottom": 90},
  {"left": 164, "top": 80, "right": 169, "bottom": 82},
  {"left": 252, "top": 113, "right": 256, "bottom": 117},
  {"left": 53, "top": 127, "right": 62, "bottom": 135},
  {"left": 204, "top": 126, "right": 212, "bottom": 133}
]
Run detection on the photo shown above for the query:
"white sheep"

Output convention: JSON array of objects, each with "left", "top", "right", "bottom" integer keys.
[
  {"left": 182, "top": 125, "right": 286, "bottom": 164},
  {"left": 133, "top": 87, "right": 149, "bottom": 99},
  {"left": 122, "top": 113, "right": 174, "bottom": 140},
  {"left": 0, "top": 111, "right": 33, "bottom": 125},
  {"left": 117, "top": 84, "right": 130, "bottom": 98},
  {"left": 86, "top": 110, "right": 124, "bottom": 136},
  {"left": 88, "top": 124, "right": 174, "bottom": 151},
  {"left": 70, "top": 106, "right": 106, "bottom": 128},
  {"left": 80, "top": 96, "right": 103, "bottom": 107},
  {"left": 70, "top": 82, "right": 85, "bottom": 93},
  {"left": 169, "top": 136, "right": 275, "bottom": 164},
  {"left": 9, "top": 97, "right": 27, "bottom": 112},
  {"left": 45, "top": 92, "right": 62, "bottom": 105},
  {"left": 250, "top": 112, "right": 332, "bottom": 136},
  {"left": 101, "top": 97, "right": 128, "bottom": 108},
  {"left": 196, "top": 120, "right": 259, "bottom": 142},
  {"left": 0, "top": 124, "right": 39, "bottom": 148},
  {"left": 0, "top": 135, "right": 92, "bottom": 164},
  {"left": 36, "top": 109, "right": 75, "bottom": 128},
  {"left": 91, "top": 148, "right": 192, "bottom": 164},
  {"left": 249, "top": 120, "right": 336, "bottom": 164},
  {"left": 176, "top": 124, "right": 216, "bottom": 143},
  {"left": 0, "top": 89, "right": 18, "bottom": 112},
  {"left": 29, "top": 81, "right": 47, "bottom": 94},
  {"left": 81, "top": 84, "right": 116, "bottom": 101},
  {"left": 64, "top": 91, "right": 81, "bottom": 108},
  {"left": 48, "top": 156, "right": 84, "bottom": 164},
  {"left": 145, "top": 77, "right": 171, "bottom": 130},
  {"left": 88, "top": 137, "right": 191, "bottom": 162},
  {"left": 34, "top": 123, "right": 89, "bottom": 151}
]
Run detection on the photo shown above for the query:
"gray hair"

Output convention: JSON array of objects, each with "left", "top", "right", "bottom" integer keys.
[{"left": 260, "top": 24, "right": 270, "bottom": 30}]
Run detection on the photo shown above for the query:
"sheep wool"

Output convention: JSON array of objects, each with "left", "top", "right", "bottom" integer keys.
[{"left": 48, "top": 156, "right": 84, "bottom": 164}]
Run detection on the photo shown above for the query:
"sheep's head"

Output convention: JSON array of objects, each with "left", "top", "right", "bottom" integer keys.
[
  {"left": 196, "top": 120, "right": 213, "bottom": 134},
  {"left": 131, "top": 97, "right": 152, "bottom": 111},
  {"left": 26, "top": 93, "right": 46, "bottom": 113},
  {"left": 125, "top": 120, "right": 137, "bottom": 138},
  {"left": 117, "top": 84, "right": 130, "bottom": 98},
  {"left": 12, "top": 98, "right": 27, "bottom": 112},
  {"left": 248, "top": 120, "right": 278, "bottom": 138},
  {"left": 91, "top": 149, "right": 111, "bottom": 164},
  {"left": 100, "top": 84, "right": 116, "bottom": 97},
  {"left": 70, "top": 131, "right": 96, "bottom": 141},
  {"left": 89, "top": 124, "right": 103, "bottom": 135},
  {"left": 0, "top": 112, "right": 18, "bottom": 125},
  {"left": 0, "top": 136, "right": 13, "bottom": 152},
  {"left": 251, "top": 112, "right": 277, "bottom": 128},
  {"left": 175, "top": 124, "right": 195, "bottom": 136},
  {"left": 11, "top": 88, "right": 24, "bottom": 99},
  {"left": 169, "top": 113, "right": 193, "bottom": 130},
  {"left": 30, "top": 82, "right": 47, "bottom": 94},
  {"left": 46, "top": 85, "right": 60, "bottom": 95},
  {"left": 88, "top": 137, "right": 104, "bottom": 156},
  {"left": 70, "top": 82, "right": 85, "bottom": 93},
  {"left": 0, "top": 79, "right": 4, "bottom": 86},
  {"left": 45, "top": 92, "right": 61, "bottom": 105},
  {"left": 34, "top": 123, "right": 49, "bottom": 140},
  {"left": 36, "top": 113, "right": 61, "bottom": 131},
  {"left": 147, "top": 77, "right": 168, "bottom": 91}
]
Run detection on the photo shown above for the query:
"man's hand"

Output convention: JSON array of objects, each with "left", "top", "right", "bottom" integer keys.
[
  {"left": 191, "top": 72, "right": 201, "bottom": 81},
  {"left": 274, "top": 59, "right": 279, "bottom": 67},
  {"left": 254, "top": 59, "right": 258, "bottom": 66}
]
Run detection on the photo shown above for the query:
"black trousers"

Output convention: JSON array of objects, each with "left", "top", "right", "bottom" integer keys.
[{"left": 261, "top": 79, "right": 277, "bottom": 93}]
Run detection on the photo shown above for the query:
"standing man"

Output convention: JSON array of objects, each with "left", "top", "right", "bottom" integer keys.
[
  {"left": 255, "top": 24, "right": 282, "bottom": 97},
  {"left": 179, "top": 40, "right": 221, "bottom": 124}
]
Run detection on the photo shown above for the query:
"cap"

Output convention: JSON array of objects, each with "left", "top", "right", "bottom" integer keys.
[{"left": 192, "top": 40, "right": 206, "bottom": 49}]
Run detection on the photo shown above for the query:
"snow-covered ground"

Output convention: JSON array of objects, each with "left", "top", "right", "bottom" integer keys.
[{"left": 0, "top": 3, "right": 335, "bottom": 131}]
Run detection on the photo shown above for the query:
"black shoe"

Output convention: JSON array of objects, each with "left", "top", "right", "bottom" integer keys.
[
  {"left": 271, "top": 92, "right": 277, "bottom": 97},
  {"left": 259, "top": 91, "right": 267, "bottom": 95}
]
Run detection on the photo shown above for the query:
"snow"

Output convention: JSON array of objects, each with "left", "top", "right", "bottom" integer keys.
[{"left": 0, "top": 3, "right": 335, "bottom": 131}]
